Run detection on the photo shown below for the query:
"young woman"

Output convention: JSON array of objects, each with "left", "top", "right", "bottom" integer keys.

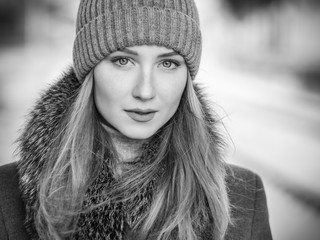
[{"left": 0, "top": 0, "right": 272, "bottom": 239}]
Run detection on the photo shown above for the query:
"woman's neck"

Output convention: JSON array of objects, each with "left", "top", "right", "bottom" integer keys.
[{"left": 102, "top": 123, "right": 147, "bottom": 163}]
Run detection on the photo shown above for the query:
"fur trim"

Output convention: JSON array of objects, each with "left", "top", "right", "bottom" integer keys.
[
  {"left": 16, "top": 68, "right": 226, "bottom": 239},
  {"left": 17, "top": 67, "right": 81, "bottom": 239}
]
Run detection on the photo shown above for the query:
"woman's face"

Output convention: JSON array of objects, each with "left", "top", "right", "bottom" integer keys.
[{"left": 93, "top": 45, "right": 188, "bottom": 139}]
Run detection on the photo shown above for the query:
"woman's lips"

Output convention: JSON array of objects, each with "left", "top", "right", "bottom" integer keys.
[{"left": 125, "top": 109, "right": 157, "bottom": 122}]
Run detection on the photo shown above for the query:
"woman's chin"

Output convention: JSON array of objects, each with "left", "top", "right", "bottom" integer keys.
[{"left": 121, "top": 128, "right": 157, "bottom": 140}]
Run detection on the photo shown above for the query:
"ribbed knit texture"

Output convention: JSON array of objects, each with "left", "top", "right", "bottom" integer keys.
[
  {"left": 102, "top": 123, "right": 147, "bottom": 177},
  {"left": 73, "top": 0, "right": 202, "bottom": 81}
]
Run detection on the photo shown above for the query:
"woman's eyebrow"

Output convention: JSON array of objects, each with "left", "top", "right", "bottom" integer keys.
[
  {"left": 118, "top": 48, "right": 139, "bottom": 55},
  {"left": 158, "top": 52, "right": 180, "bottom": 58}
]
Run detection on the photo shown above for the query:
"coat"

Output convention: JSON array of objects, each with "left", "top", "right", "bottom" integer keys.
[{"left": 0, "top": 68, "right": 272, "bottom": 239}]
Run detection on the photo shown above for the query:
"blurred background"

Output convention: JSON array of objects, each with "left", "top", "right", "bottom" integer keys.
[{"left": 0, "top": 0, "right": 319, "bottom": 239}]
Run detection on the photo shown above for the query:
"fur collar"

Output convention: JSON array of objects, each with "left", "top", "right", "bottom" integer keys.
[
  {"left": 17, "top": 68, "right": 81, "bottom": 238},
  {"left": 16, "top": 67, "right": 224, "bottom": 239}
]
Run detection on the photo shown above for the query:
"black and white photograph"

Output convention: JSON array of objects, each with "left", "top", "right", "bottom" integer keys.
[{"left": 0, "top": 0, "right": 319, "bottom": 239}]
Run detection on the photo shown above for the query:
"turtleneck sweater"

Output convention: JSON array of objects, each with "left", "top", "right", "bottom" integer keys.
[{"left": 101, "top": 123, "right": 148, "bottom": 176}]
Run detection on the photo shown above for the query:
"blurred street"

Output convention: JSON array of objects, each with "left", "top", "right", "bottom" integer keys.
[
  {"left": 196, "top": 1, "right": 320, "bottom": 239},
  {"left": 1, "top": 1, "right": 320, "bottom": 239}
]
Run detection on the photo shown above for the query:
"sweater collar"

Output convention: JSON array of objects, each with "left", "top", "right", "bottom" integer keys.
[{"left": 101, "top": 122, "right": 147, "bottom": 163}]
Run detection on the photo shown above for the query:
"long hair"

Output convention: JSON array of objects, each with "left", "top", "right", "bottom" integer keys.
[{"left": 36, "top": 71, "right": 231, "bottom": 239}]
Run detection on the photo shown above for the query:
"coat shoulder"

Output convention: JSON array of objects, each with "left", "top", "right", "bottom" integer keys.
[
  {"left": 225, "top": 164, "right": 273, "bottom": 240},
  {"left": 226, "top": 164, "right": 267, "bottom": 203},
  {"left": 0, "top": 162, "right": 29, "bottom": 239},
  {"left": 226, "top": 164, "right": 259, "bottom": 183},
  {"left": 0, "top": 162, "right": 21, "bottom": 199}
]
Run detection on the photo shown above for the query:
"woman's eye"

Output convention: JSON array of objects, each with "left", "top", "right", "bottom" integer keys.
[
  {"left": 162, "top": 61, "right": 172, "bottom": 68},
  {"left": 160, "top": 60, "right": 179, "bottom": 69},
  {"left": 112, "top": 57, "right": 131, "bottom": 66}
]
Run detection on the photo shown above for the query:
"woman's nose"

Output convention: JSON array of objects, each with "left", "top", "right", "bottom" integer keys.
[{"left": 132, "top": 68, "right": 156, "bottom": 101}]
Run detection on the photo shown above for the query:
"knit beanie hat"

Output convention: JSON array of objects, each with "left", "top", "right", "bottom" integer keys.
[{"left": 73, "top": 0, "right": 202, "bottom": 81}]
